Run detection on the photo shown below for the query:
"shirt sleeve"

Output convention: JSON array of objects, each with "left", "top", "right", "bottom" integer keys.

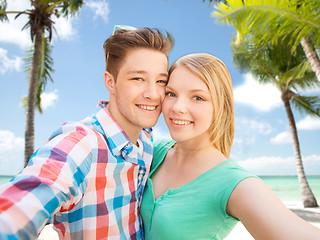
[
  {"left": 216, "top": 161, "right": 259, "bottom": 218},
  {"left": 0, "top": 122, "right": 94, "bottom": 239}
]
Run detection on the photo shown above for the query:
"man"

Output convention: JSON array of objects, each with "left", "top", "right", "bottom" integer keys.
[{"left": 0, "top": 27, "right": 173, "bottom": 239}]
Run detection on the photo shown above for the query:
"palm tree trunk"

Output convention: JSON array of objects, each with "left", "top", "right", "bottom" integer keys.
[
  {"left": 282, "top": 97, "right": 318, "bottom": 208},
  {"left": 24, "top": 27, "right": 44, "bottom": 167},
  {"left": 300, "top": 37, "right": 320, "bottom": 82}
]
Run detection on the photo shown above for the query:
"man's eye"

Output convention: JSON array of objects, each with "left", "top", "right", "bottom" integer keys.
[
  {"left": 131, "top": 77, "right": 143, "bottom": 81},
  {"left": 157, "top": 79, "right": 168, "bottom": 84},
  {"left": 165, "top": 92, "right": 176, "bottom": 97}
]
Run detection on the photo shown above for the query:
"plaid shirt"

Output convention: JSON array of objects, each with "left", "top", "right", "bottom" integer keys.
[{"left": 0, "top": 101, "right": 153, "bottom": 239}]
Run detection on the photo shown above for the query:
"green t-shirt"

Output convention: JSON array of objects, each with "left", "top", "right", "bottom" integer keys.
[{"left": 140, "top": 139, "right": 258, "bottom": 240}]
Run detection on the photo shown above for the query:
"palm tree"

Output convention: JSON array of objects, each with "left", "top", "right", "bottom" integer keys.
[
  {"left": 0, "top": 0, "right": 84, "bottom": 166},
  {"left": 213, "top": 0, "right": 320, "bottom": 82},
  {"left": 22, "top": 36, "right": 54, "bottom": 115},
  {"left": 232, "top": 37, "right": 320, "bottom": 207}
]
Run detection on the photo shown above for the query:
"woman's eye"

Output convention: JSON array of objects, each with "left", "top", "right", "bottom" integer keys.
[
  {"left": 194, "top": 96, "right": 204, "bottom": 101},
  {"left": 165, "top": 92, "right": 176, "bottom": 97}
]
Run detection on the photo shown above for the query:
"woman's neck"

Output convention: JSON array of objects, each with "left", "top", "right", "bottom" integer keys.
[{"left": 171, "top": 140, "right": 225, "bottom": 165}]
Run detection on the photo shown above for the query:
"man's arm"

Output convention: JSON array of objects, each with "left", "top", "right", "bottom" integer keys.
[{"left": 0, "top": 123, "right": 94, "bottom": 239}]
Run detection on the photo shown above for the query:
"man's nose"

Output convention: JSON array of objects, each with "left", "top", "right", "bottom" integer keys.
[{"left": 143, "top": 82, "right": 161, "bottom": 100}]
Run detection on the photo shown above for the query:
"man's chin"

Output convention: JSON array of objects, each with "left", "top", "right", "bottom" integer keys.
[{"left": 140, "top": 121, "right": 158, "bottom": 129}]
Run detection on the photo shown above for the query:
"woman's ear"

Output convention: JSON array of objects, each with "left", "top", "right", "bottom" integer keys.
[{"left": 104, "top": 71, "right": 115, "bottom": 93}]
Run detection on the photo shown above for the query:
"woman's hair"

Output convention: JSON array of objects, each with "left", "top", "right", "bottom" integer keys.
[
  {"left": 103, "top": 27, "right": 174, "bottom": 79},
  {"left": 169, "top": 53, "right": 234, "bottom": 158}
]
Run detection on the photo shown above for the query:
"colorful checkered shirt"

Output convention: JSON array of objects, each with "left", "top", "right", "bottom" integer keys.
[{"left": 0, "top": 101, "right": 153, "bottom": 239}]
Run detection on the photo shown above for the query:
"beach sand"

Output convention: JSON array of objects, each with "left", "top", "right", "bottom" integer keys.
[{"left": 38, "top": 201, "right": 320, "bottom": 240}]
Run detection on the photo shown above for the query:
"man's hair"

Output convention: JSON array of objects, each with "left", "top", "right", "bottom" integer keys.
[
  {"left": 103, "top": 27, "right": 174, "bottom": 79},
  {"left": 169, "top": 53, "right": 234, "bottom": 158}
]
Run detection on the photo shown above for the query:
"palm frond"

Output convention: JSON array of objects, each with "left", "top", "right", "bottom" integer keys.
[
  {"left": 232, "top": 32, "right": 319, "bottom": 90},
  {"left": 202, "top": 0, "right": 228, "bottom": 6},
  {"left": 60, "top": 0, "right": 84, "bottom": 17},
  {"left": 231, "top": 37, "right": 282, "bottom": 85},
  {"left": 279, "top": 61, "right": 311, "bottom": 85},
  {"left": 291, "top": 95, "right": 320, "bottom": 117},
  {"left": 0, "top": 0, "right": 8, "bottom": 21},
  {"left": 23, "top": 35, "right": 54, "bottom": 113},
  {"left": 281, "top": 63, "right": 319, "bottom": 91},
  {"left": 213, "top": 0, "right": 320, "bottom": 50}
]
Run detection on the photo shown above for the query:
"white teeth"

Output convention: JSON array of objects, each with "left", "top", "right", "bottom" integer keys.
[
  {"left": 172, "top": 119, "right": 191, "bottom": 125},
  {"left": 138, "top": 105, "right": 156, "bottom": 110}
]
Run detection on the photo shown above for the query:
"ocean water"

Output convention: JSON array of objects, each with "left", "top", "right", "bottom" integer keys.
[
  {"left": 260, "top": 176, "right": 320, "bottom": 201},
  {"left": 0, "top": 176, "right": 13, "bottom": 185},
  {"left": 0, "top": 175, "right": 319, "bottom": 202}
]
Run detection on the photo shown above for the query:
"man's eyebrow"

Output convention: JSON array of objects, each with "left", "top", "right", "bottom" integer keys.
[
  {"left": 127, "top": 70, "right": 168, "bottom": 77},
  {"left": 127, "top": 70, "right": 147, "bottom": 74},
  {"left": 160, "top": 73, "right": 169, "bottom": 78}
]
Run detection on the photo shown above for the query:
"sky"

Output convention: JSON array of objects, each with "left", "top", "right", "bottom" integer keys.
[{"left": 0, "top": 0, "right": 320, "bottom": 176}]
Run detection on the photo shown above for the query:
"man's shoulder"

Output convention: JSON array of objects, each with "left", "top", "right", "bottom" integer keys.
[{"left": 47, "top": 118, "right": 101, "bottom": 142}]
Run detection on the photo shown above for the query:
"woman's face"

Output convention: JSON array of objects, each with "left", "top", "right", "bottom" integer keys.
[{"left": 162, "top": 65, "right": 214, "bottom": 144}]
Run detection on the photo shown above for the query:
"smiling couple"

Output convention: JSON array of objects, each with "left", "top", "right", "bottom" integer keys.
[{"left": 0, "top": 26, "right": 319, "bottom": 240}]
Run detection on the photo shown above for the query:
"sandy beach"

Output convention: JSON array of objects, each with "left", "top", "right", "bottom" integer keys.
[{"left": 38, "top": 201, "right": 320, "bottom": 240}]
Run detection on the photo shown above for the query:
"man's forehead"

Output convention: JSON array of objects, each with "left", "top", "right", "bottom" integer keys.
[{"left": 119, "top": 48, "right": 168, "bottom": 74}]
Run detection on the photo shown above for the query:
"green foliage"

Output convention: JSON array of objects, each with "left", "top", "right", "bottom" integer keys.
[
  {"left": 11, "top": 1, "right": 85, "bottom": 42},
  {"left": 202, "top": 0, "right": 228, "bottom": 6},
  {"left": 292, "top": 95, "right": 320, "bottom": 117},
  {"left": 23, "top": 36, "right": 54, "bottom": 113},
  {"left": 59, "top": 0, "right": 84, "bottom": 17},
  {"left": 0, "top": 0, "right": 8, "bottom": 21},
  {"left": 232, "top": 36, "right": 320, "bottom": 117},
  {"left": 4, "top": 0, "right": 84, "bottom": 163},
  {"left": 213, "top": 0, "right": 320, "bottom": 51},
  {"left": 8, "top": 0, "right": 83, "bottom": 112}
]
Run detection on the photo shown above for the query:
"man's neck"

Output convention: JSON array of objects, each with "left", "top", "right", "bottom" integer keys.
[{"left": 106, "top": 103, "right": 141, "bottom": 146}]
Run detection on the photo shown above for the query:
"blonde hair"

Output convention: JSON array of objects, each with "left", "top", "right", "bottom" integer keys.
[{"left": 169, "top": 53, "right": 234, "bottom": 158}]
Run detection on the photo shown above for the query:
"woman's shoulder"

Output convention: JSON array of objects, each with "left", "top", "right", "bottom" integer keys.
[
  {"left": 151, "top": 138, "right": 175, "bottom": 172},
  {"left": 210, "top": 159, "right": 259, "bottom": 186}
]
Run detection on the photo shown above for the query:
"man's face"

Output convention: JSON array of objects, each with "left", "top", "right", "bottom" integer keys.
[{"left": 106, "top": 48, "right": 169, "bottom": 135}]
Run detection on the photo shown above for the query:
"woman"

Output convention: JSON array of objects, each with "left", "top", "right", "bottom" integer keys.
[{"left": 140, "top": 53, "right": 320, "bottom": 239}]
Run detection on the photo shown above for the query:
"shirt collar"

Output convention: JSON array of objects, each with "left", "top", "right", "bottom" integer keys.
[{"left": 95, "top": 101, "right": 152, "bottom": 163}]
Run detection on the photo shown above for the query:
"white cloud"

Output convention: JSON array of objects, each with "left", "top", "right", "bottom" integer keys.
[
  {"left": 52, "top": 15, "right": 78, "bottom": 41},
  {"left": 234, "top": 73, "right": 282, "bottom": 111},
  {"left": 238, "top": 154, "right": 320, "bottom": 176},
  {"left": 297, "top": 115, "right": 320, "bottom": 130},
  {"left": 237, "top": 117, "right": 273, "bottom": 135},
  {"left": 41, "top": 89, "right": 59, "bottom": 110},
  {"left": 232, "top": 117, "right": 273, "bottom": 156},
  {"left": 0, "top": 130, "right": 24, "bottom": 176},
  {"left": 0, "top": 48, "right": 22, "bottom": 73},
  {"left": 270, "top": 131, "right": 292, "bottom": 144},
  {"left": 0, "top": 0, "right": 110, "bottom": 49},
  {"left": 0, "top": 0, "right": 78, "bottom": 48},
  {"left": 0, "top": 0, "right": 31, "bottom": 48},
  {"left": 86, "top": 0, "right": 110, "bottom": 23}
]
